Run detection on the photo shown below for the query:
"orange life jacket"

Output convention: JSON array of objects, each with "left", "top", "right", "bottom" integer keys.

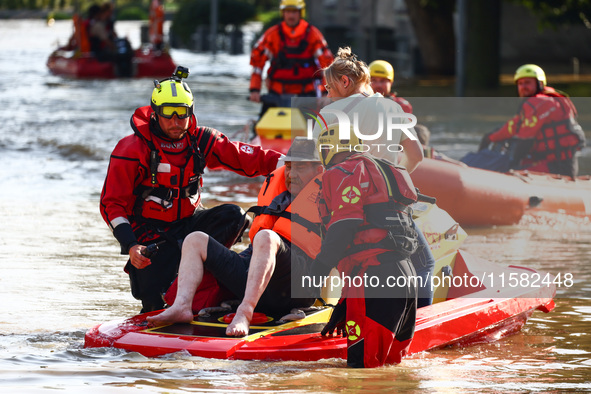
[
  {"left": 268, "top": 22, "right": 320, "bottom": 89},
  {"left": 249, "top": 19, "right": 333, "bottom": 95},
  {"left": 149, "top": 0, "right": 164, "bottom": 46},
  {"left": 73, "top": 14, "right": 91, "bottom": 53},
  {"left": 249, "top": 166, "right": 322, "bottom": 259}
]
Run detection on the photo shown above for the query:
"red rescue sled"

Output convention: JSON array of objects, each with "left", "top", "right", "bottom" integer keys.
[
  {"left": 84, "top": 251, "right": 556, "bottom": 361},
  {"left": 84, "top": 204, "right": 556, "bottom": 361}
]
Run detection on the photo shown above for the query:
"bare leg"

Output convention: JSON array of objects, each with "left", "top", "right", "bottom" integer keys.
[
  {"left": 226, "top": 230, "right": 281, "bottom": 336},
  {"left": 146, "top": 232, "right": 209, "bottom": 326}
]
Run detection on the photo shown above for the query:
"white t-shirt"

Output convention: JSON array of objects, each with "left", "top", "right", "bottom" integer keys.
[{"left": 312, "top": 93, "right": 416, "bottom": 163}]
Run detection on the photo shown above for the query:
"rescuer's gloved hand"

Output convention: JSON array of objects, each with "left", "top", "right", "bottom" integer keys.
[
  {"left": 478, "top": 132, "right": 493, "bottom": 151},
  {"left": 321, "top": 298, "right": 347, "bottom": 337}
]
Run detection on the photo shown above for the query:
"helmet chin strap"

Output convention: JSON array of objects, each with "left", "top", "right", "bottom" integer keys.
[
  {"left": 151, "top": 116, "right": 184, "bottom": 141},
  {"left": 150, "top": 115, "right": 167, "bottom": 139}
]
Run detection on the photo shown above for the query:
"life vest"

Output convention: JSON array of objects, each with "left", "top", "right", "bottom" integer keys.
[
  {"left": 526, "top": 89, "right": 585, "bottom": 162},
  {"left": 149, "top": 0, "right": 164, "bottom": 46},
  {"left": 249, "top": 167, "right": 287, "bottom": 242},
  {"left": 319, "top": 154, "right": 418, "bottom": 270},
  {"left": 388, "top": 93, "right": 413, "bottom": 114},
  {"left": 130, "top": 106, "right": 216, "bottom": 224},
  {"left": 267, "top": 21, "right": 322, "bottom": 91},
  {"left": 249, "top": 166, "right": 322, "bottom": 259},
  {"left": 73, "top": 14, "right": 91, "bottom": 53}
]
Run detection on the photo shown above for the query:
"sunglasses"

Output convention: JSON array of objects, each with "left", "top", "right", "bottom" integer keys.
[{"left": 157, "top": 105, "right": 192, "bottom": 119}]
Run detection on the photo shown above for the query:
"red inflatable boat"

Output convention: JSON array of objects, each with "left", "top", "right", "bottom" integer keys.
[
  {"left": 411, "top": 158, "right": 591, "bottom": 227},
  {"left": 47, "top": 46, "right": 176, "bottom": 79}
]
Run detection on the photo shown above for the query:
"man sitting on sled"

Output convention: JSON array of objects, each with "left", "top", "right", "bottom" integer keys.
[{"left": 148, "top": 138, "right": 324, "bottom": 336}]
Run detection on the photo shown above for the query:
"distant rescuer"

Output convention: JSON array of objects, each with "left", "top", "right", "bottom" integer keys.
[
  {"left": 369, "top": 59, "right": 413, "bottom": 114},
  {"left": 481, "top": 64, "right": 585, "bottom": 178},
  {"left": 100, "top": 66, "right": 281, "bottom": 313},
  {"left": 248, "top": 0, "right": 334, "bottom": 111}
]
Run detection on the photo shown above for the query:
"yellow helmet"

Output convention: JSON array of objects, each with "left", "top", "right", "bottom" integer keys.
[
  {"left": 317, "top": 123, "right": 362, "bottom": 167},
  {"left": 280, "top": 0, "right": 305, "bottom": 18},
  {"left": 151, "top": 66, "right": 194, "bottom": 119},
  {"left": 369, "top": 60, "right": 394, "bottom": 82},
  {"left": 514, "top": 64, "right": 546, "bottom": 86}
]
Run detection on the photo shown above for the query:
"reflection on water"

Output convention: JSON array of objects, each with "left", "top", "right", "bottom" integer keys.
[
  {"left": 1, "top": 19, "right": 590, "bottom": 393},
  {"left": 3, "top": 298, "right": 590, "bottom": 393},
  {"left": 463, "top": 214, "right": 591, "bottom": 298}
]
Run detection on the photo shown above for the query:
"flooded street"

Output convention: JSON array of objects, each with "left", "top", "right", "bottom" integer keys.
[{"left": 0, "top": 20, "right": 590, "bottom": 393}]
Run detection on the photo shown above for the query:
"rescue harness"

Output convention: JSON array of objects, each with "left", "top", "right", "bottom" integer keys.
[
  {"left": 322, "top": 155, "right": 432, "bottom": 257},
  {"left": 268, "top": 23, "right": 320, "bottom": 93},
  {"left": 133, "top": 120, "right": 215, "bottom": 213}
]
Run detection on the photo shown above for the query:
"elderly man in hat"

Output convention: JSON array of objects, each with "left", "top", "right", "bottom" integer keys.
[{"left": 148, "top": 138, "right": 324, "bottom": 336}]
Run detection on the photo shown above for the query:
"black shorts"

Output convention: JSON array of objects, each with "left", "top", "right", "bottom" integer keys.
[
  {"left": 127, "top": 204, "right": 248, "bottom": 312},
  {"left": 205, "top": 236, "right": 314, "bottom": 314}
]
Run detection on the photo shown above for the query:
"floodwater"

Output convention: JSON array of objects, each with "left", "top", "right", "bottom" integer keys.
[{"left": 0, "top": 20, "right": 590, "bottom": 393}]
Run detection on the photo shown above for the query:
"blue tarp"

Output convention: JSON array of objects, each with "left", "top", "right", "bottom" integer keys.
[{"left": 460, "top": 149, "right": 512, "bottom": 173}]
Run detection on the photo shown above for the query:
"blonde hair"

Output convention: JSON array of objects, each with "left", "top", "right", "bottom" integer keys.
[
  {"left": 324, "top": 47, "right": 371, "bottom": 86},
  {"left": 323, "top": 47, "right": 370, "bottom": 90}
]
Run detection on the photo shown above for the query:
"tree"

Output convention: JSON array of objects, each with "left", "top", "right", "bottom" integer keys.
[
  {"left": 512, "top": 0, "right": 591, "bottom": 28},
  {"left": 405, "top": 0, "right": 591, "bottom": 92},
  {"left": 171, "top": 0, "right": 256, "bottom": 48},
  {"left": 403, "top": 0, "right": 456, "bottom": 75},
  {"left": 463, "top": 0, "right": 501, "bottom": 92}
]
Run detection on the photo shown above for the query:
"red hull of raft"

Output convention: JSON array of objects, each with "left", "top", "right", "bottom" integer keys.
[
  {"left": 411, "top": 158, "right": 591, "bottom": 226},
  {"left": 47, "top": 48, "right": 176, "bottom": 79}
]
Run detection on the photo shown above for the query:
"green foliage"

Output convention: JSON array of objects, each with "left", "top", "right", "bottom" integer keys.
[
  {"left": 48, "top": 10, "right": 71, "bottom": 19},
  {"left": 171, "top": 0, "right": 256, "bottom": 46},
  {"left": 259, "top": 10, "right": 279, "bottom": 29},
  {"left": 2, "top": 0, "right": 21, "bottom": 10},
  {"left": 0, "top": 0, "right": 152, "bottom": 12},
  {"left": 252, "top": 0, "right": 275, "bottom": 12},
  {"left": 117, "top": 4, "right": 148, "bottom": 20},
  {"left": 509, "top": 0, "right": 591, "bottom": 29},
  {"left": 411, "top": 0, "right": 591, "bottom": 29}
]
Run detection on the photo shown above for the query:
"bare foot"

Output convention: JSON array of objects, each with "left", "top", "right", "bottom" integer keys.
[
  {"left": 146, "top": 305, "right": 194, "bottom": 326},
  {"left": 226, "top": 310, "right": 252, "bottom": 337}
]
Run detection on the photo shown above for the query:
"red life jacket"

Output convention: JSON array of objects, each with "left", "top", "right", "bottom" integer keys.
[
  {"left": 249, "top": 166, "right": 322, "bottom": 259},
  {"left": 130, "top": 106, "right": 216, "bottom": 225},
  {"left": 319, "top": 154, "right": 417, "bottom": 273},
  {"left": 267, "top": 21, "right": 322, "bottom": 90},
  {"left": 527, "top": 88, "right": 585, "bottom": 162},
  {"left": 388, "top": 93, "right": 413, "bottom": 114}
]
